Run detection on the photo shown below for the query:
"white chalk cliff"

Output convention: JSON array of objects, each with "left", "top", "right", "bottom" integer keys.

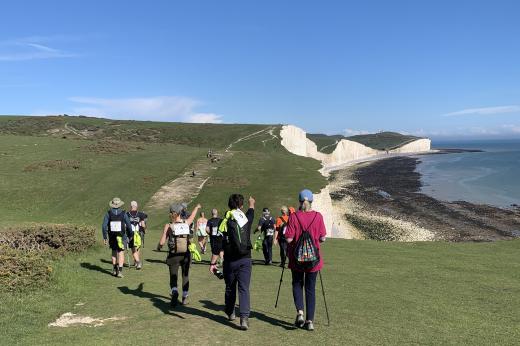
[{"left": 280, "top": 125, "right": 432, "bottom": 238}]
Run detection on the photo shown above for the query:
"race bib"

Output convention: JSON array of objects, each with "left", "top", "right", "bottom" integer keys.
[
  {"left": 110, "top": 221, "right": 122, "bottom": 233},
  {"left": 172, "top": 223, "right": 190, "bottom": 236},
  {"left": 131, "top": 224, "right": 139, "bottom": 233},
  {"left": 198, "top": 223, "right": 207, "bottom": 233},
  {"left": 232, "top": 210, "right": 248, "bottom": 228},
  {"left": 211, "top": 226, "right": 219, "bottom": 236},
  {"left": 266, "top": 228, "right": 274, "bottom": 236}
]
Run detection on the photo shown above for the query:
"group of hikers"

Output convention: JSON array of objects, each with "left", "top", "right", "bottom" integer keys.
[{"left": 101, "top": 189, "right": 327, "bottom": 331}]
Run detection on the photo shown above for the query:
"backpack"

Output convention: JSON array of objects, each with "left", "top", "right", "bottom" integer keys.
[
  {"left": 168, "top": 222, "right": 190, "bottom": 254},
  {"left": 108, "top": 209, "right": 125, "bottom": 234},
  {"left": 293, "top": 212, "right": 320, "bottom": 270},
  {"left": 223, "top": 209, "right": 251, "bottom": 256},
  {"left": 262, "top": 216, "right": 275, "bottom": 236}
]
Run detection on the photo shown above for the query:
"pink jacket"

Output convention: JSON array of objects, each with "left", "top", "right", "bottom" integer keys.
[{"left": 285, "top": 210, "right": 326, "bottom": 272}]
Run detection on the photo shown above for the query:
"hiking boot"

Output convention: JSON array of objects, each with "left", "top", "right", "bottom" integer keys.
[
  {"left": 305, "top": 321, "right": 315, "bottom": 331},
  {"left": 227, "top": 312, "right": 236, "bottom": 321},
  {"left": 170, "top": 291, "right": 179, "bottom": 308},
  {"left": 136, "top": 262, "right": 142, "bottom": 270},
  {"left": 295, "top": 313, "right": 305, "bottom": 328},
  {"left": 240, "top": 317, "right": 249, "bottom": 331},
  {"left": 112, "top": 268, "right": 117, "bottom": 276},
  {"left": 116, "top": 271, "right": 124, "bottom": 278}
]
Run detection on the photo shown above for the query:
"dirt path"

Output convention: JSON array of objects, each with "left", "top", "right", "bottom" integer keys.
[
  {"left": 64, "top": 123, "right": 88, "bottom": 138},
  {"left": 146, "top": 126, "right": 278, "bottom": 211}
]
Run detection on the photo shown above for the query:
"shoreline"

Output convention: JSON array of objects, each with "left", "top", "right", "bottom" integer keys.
[{"left": 327, "top": 156, "right": 520, "bottom": 241}]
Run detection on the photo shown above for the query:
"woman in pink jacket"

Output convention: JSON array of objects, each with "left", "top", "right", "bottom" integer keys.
[{"left": 285, "top": 189, "right": 327, "bottom": 331}]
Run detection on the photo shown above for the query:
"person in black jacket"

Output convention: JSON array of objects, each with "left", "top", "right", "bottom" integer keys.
[
  {"left": 256, "top": 208, "right": 275, "bottom": 265},
  {"left": 210, "top": 194, "right": 255, "bottom": 331}
]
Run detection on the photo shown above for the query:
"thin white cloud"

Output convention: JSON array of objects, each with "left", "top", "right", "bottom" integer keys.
[
  {"left": 0, "top": 36, "right": 77, "bottom": 61},
  {"left": 188, "top": 113, "right": 223, "bottom": 123},
  {"left": 344, "top": 128, "right": 369, "bottom": 136},
  {"left": 411, "top": 124, "right": 520, "bottom": 138},
  {"left": 442, "top": 105, "right": 520, "bottom": 117},
  {"left": 67, "top": 96, "right": 224, "bottom": 123}
]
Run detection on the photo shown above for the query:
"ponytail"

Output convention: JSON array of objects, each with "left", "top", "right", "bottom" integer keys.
[{"left": 301, "top": 198, "right": 312, "bottom": 212}]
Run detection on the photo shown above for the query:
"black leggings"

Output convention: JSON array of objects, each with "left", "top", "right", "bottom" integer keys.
[
  {"left": 292, "top": 270, "right": 318, "bottom": 321},
  {"left": 166, "top": 252, "right": 191, "bottom": 293}
]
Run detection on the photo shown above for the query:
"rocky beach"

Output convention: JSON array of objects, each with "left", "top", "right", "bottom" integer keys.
[{"left": 329, "top": 155, "right": 520, "bottom": 241}]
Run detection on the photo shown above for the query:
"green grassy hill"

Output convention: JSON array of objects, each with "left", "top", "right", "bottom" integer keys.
[
  {"left": 1, "top": 116, "right": 519, "bottom": 345},
  {"left": 308, "top": 132, "right": 422, "bottom": 153}
]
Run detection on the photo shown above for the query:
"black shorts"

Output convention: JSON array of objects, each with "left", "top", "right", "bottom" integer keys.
[
  {"left": 210, "top": 236, "right": 223, "bottom": 255},
  {"left": 108, "top": 234, "right": 124, "bottom": 251}
]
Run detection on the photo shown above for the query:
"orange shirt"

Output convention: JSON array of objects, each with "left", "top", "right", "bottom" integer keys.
[{"left": 276, "top": 215, "right": 289, "bottom": 230}]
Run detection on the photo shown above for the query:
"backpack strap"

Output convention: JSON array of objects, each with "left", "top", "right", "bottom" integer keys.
[{"left": 294, "top": 212, "right": 318, "bottom": 233}]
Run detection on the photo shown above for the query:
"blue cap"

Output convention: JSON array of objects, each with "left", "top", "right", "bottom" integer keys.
[{"left": 299, "top": 189, "right": 314, "bottom": 202}]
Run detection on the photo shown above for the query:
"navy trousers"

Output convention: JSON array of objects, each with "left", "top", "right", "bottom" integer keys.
[
  {"left": 223, "top": 257, "right": 252, "bottom": 318},
  {"left": 292, "top": 270, "right": 318, "bottom": 321}
]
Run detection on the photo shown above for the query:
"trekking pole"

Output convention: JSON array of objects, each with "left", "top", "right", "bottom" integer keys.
[
  {"left": 318, "top": 271, "right": 330, "bottom": 326},
  {"left": 274, "top": 265, "right": 285, "bottom": 308},
  {"left": 125, "top": 239, "right": 131, "bottom": 268}
]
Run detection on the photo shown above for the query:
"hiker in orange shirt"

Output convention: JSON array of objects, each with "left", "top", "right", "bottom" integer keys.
[{"left": 274, "top": 206, "right": 290, "bottom": 267}]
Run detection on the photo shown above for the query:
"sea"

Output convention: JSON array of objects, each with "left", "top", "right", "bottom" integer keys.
[{"left": 416, "top": 139, "right": 520, "bottom": 208}]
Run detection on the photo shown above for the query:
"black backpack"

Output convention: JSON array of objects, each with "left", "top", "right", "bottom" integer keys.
[
  {"left": 293, "top": 212, "right": 320, "bottom": 270},
  {"left": 224, "top": 212, "right": 251, "bottom": 256}
]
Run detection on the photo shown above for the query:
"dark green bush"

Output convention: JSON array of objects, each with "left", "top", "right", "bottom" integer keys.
[{"left": 0, "top": 224, "right": 96, "bottom": 291}]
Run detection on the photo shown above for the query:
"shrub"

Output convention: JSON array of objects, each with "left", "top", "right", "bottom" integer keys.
[{"left": 0, "top": 224, "right": 96, "bottom": 291}]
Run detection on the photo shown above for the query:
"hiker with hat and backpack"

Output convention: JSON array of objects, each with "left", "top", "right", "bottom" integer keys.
[
  {"left": 285, "top": 189, "right": 327, "bottom": 331},
  {"left": 256, "top": 207, "right": 276, "bottom": 265},
  {"left": 126, "top": 201, "right": 147, "bottom": 270},
  {"left": 102, "top": 197, "right": 133, "bottom": 278},
  {"left": 210, "top": 194, "right": 255, "bottom": 330},
  {"left": 157, "top": 202, "right": 201, "bottom": 307},
  {"left": 274, "top": 206, "right": 290, "bottom": 267}
]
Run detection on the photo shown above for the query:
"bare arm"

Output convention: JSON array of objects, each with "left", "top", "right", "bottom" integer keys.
[
  {"left": 157, "top": 224, "right": 169, "bottom": 250},
  {"left": 185, "top": 204, "right": 201, "bottom": 225}
]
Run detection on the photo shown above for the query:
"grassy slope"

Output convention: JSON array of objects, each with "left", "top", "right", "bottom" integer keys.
[
  {"left": 308, "top": 132, "right": 422, "bottom": 153},
  {"left": 1, "top": 117, "right": 519, "bottom": 345}
]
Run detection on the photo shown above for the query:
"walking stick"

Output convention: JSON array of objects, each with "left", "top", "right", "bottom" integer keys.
[
  {"left": 274, "top": 265, "right": 285, "bottom": 308},
  {"left": 318, "top": 271, "right": 330, "bottom": 326}
]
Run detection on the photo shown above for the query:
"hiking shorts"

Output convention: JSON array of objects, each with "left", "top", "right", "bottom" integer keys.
[
  {"left": 128, "top": 232, "right": 142, "bottom": 250},
  {"left": 108, "top": 234, "right": 125, "bottom": 251},
  {"left": 210, "top": 236, "right": 223, "bottom": 255},
  {"left": 196, "top": 229, "right": 208, "bottom": 237}
]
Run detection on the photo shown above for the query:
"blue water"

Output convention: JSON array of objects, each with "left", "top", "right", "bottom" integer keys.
[{"left": 416, "top": 139, "right": 520, "bottom": 208}]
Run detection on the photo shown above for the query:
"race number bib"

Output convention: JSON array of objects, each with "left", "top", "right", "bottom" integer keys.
[
  {"left": 110, "top": 221, "right": 122, "bottom": 233},
  {"left": 131, "top": 224, "right": 139, "bottom": 233},
  {"left": 266, "top": 228, "right": 274, "bottom": 236},
  {"left": 211, "top": 226, "right": 219, "bottom": 236},
  {"left": 172, "top": 223, "right": 190, "bottom": 236},
  {"left": 231, "top": 210, "right": 248, "bottom": 228}
]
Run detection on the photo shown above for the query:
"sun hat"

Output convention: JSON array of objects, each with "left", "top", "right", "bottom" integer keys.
[
  {"left": 170, "top": 203, "right": 184, "bottom": 214},
  {"left": 180, "top": 202, "right": 188, "bottom": 209},
  {"left": 298, "top": 189, "right": 314, "bottom": 203},
  {"left": 109, "top": 197, "right": 124, "bottom": 208}
]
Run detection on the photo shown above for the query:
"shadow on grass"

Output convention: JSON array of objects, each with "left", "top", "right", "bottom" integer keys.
[
  {"left": 145, "top": 259, "right": 166, "bottom": 264},
  {"left": 200, "top": 300, "right": 296, "bottom": 330},
  {"left": 118, "top": 283, "right": 240, "bottom": 329},
  {"left": 80, "top": 262, "right": 113, "bottom": 276}
]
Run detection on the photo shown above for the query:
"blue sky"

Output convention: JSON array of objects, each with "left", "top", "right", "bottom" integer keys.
[{"left": 1, "top": 0, "right": 520, "bottom": 139}]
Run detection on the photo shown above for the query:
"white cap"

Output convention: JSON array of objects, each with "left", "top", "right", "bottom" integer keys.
[{"left": 130, "top": 201, "right": 138, "bottom": 208}]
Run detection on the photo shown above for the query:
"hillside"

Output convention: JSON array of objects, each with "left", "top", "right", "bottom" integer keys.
[
  {"left": 308, "top": 132, "right": 422, "bottom": 153},
  {"left": 1, "top": 116, "right": 518, "bottom": 345}
]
